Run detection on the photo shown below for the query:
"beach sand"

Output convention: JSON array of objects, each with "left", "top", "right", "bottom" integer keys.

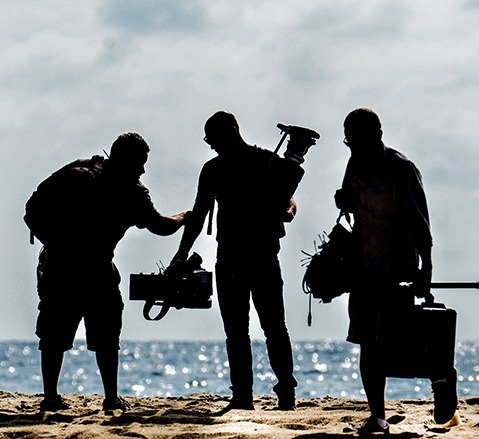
[{"left": 0, "top": 391, "right": 477, "bottom": 438}]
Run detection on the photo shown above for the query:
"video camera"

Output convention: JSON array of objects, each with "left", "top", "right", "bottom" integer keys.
[{"left": 129, "top": 252, "right": 213, "bottom": 321}]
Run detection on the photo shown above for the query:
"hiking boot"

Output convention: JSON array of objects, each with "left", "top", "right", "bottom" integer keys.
[
  {"left": 432, "top": 368, "right": 458, "bottom": 424},
  {"left": 357, "top": 416, "right": 390, "bottom": 434},
  {"left": 103, "top": 396, "right": 131, "bottom": 413},
  {"left": 39, "top": 396, "right": 72, "bottom": 412}
]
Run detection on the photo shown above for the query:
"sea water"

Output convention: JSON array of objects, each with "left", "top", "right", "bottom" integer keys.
[{"left": 1, "top": 340, "right": 479, "bottom": 400}]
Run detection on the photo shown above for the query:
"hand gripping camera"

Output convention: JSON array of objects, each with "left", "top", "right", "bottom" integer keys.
[{"left": 129, "top": 252, "right": 213, "bottom": 321}]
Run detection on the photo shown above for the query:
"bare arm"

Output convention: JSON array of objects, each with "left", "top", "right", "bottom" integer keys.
[
  {"left": 146, "top": 211, "right": 189, "bottom": 236},
  {"left": 173, "top": 209, "right": 210, "bottom": 260},
  {"left": 134, "top": 183, "right": 189, "bottom": 236},
  {"left": 172, "top": 164, "right": 215, "bottom": 262}
]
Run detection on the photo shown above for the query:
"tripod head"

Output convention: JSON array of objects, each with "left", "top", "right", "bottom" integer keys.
[
  {"left": 277, "top": 123, "right": 320, "bottom": 140},
  {"left": 276, "top": 123, "right": 320, "bottom": 164}
]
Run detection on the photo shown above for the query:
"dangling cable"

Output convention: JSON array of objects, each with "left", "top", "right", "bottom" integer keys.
[{"left": 307, "top": 292, "right": 312, "bottom": 327}]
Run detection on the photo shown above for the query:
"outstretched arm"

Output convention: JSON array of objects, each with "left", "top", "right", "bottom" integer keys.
[
  {"left": 135, "top": 183, "right": 190, "bottom": 236},
  {"left": 171, "top": 165, "right": 215, "bottom": 262},
  {"left": 146, "top": 211, "right": 189, "bottom": 236},
  {"left": 172, "top": 209, "right": 210, "bottom": 261}
]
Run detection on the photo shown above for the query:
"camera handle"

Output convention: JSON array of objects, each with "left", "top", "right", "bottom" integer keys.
[
  {"left": 143, "top": 300, "right": 171, "bottom": 321},
  {"left": 273, "top": 127, "right": 290, "bottom": 156}
]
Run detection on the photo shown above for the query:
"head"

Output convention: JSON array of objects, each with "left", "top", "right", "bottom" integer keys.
[
  {"left": 108, "top": 132, "right": 150, "bottom": 181},
  {"left": 343, "top": 108, "right": 383, "bottom": 158},
  {"left": 203, "top": 110, "right": 243, "bottom": 155}
]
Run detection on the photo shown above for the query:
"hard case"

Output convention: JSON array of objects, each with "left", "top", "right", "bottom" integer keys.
[{"left": 381, "top": 302, "right": 457, "bottom": 379}]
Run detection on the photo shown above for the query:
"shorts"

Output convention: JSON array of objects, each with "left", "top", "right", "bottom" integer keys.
[
  {"left": 35, "top": 248, "right": 124, "bottom": 351},
  {"left": 36, "top": 293, "right": 124, "bottom": 352},
  {"left": 347, "top": 267, "right": 414, "bottom": 345}
]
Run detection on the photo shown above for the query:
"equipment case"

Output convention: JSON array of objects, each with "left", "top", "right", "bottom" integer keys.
[{"left": 381, "top": 302, "right": 457, "bottom": 379}]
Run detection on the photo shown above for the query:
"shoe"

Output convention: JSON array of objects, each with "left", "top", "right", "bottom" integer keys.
[
  {"left": 213, "top": 397, "right": 254, "bottom": 416},
  {"left": 273, "top": 383, "right": 296, "bottom": 411},
  {"left": 432, "top": 369, "right": 458, "bottom": 424},
  {"left": 277, "top": 394, "right": 296, "bottom": 411},
  {"left": 103, "top": 396, "right": 131, "bottom": 412},
  {"left": 357, "top": 417, "right": 390, "bottom": 434},
  {"left": 213, "top": 398, "right": 254, "bottom": 416},
  {"left": 226, "top": 397, "right": 254, "bottom": 410},
  {"left": 39, "top": 396, "right": 72, "bottom": 412}
]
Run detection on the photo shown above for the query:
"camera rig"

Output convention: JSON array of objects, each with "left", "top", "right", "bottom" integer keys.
[
  {"left": 276, "top": 123, "right": 320, "bottom": 141},
  {"left": 129, "top": 252, "right": 213, "bottom": 321},
  {"left": 274, "top": 123, "right": 320, "bottom": 157}
]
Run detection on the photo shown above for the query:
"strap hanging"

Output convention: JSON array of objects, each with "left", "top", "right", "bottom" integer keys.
[
  {"left": 307, "top": 293, "right": 312, "bottom": 327},
  {"left": 206, "top": 200, "right": 214, "bottom": 235},
  {"left": 142, "top": 300, "right": 171, "bottom": 321}
]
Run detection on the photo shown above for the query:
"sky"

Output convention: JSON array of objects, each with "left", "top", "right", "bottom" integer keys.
[{"left": 2, "top": 0, "right": 479, "bottom": 343}]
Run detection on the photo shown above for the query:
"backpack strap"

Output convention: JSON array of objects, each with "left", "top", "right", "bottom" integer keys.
[
  {"left": 337, "top": 210, "right": 352, "bottom": 229},
  {"left": 206, "top": 199, "right": 215, "bottom": 235}
]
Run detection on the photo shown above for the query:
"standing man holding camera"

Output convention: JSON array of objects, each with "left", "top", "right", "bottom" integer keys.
[
  {"left": 335, "top": 108, "right": 457, "bottom": 433},
  {"left": 171, "top": 111, "right": 318, "bottom": 411},
  {"left": 25, "top": 132, "right": 188, "bottom": 412}
]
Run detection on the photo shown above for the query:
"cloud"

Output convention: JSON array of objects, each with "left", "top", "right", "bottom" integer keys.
[
  {"left": 2, "top": 0, "right": 479, "bottom": 343},
  {"left": 101, "top": 0, "right": 207, "bottom": 34}
]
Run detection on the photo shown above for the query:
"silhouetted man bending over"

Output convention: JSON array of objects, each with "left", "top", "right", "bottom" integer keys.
[
  {"left": 26, "top": 132, "right": 187, "bottom": 412},
  {"left": 172, "top": 111, "right": 316, "bottom": 411}
]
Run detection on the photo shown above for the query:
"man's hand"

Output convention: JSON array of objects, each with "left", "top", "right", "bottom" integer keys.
[
  {"left": 166, "top": 251, "right": 189, "bottom": 277},
  {"left": 411, "top": 259, "right": 433, "bottom": 303},
  {"left": 281, "top": 197, "right": 297, "bottom": 223},
  {"left": 173, "top": 211, "right": 192, "bottom": 225},
  {"left": 170, "top": 250, "right": 188, "bottom": 268},
  {"left": 148, "top": 210, "right": 192, "bottom": 236}
]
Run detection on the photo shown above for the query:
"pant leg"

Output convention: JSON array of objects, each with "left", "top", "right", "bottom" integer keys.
[
  {"left": 251, "top": 255, "right": 297, "bottom": 393},
  {"left": 215, "top": 260, "right": 254, "bottom": 400}
]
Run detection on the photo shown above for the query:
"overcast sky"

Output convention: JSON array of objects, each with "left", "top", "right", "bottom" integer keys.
[{"left": 2, "top": 0, "right": 479, "bottom": 343}]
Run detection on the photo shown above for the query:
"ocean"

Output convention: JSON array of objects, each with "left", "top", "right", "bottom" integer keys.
[{"left": 1, "top": 340, "right": 478, "bottom": 400}]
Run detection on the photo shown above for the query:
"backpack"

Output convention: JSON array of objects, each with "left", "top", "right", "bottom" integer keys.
[{"left": 24, "top": 155, "right": 104, "bottom": 245}]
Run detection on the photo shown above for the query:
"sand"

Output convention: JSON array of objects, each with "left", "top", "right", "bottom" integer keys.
[{"left": 0, "top": 391, "right": 477, "bottom": 438}]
